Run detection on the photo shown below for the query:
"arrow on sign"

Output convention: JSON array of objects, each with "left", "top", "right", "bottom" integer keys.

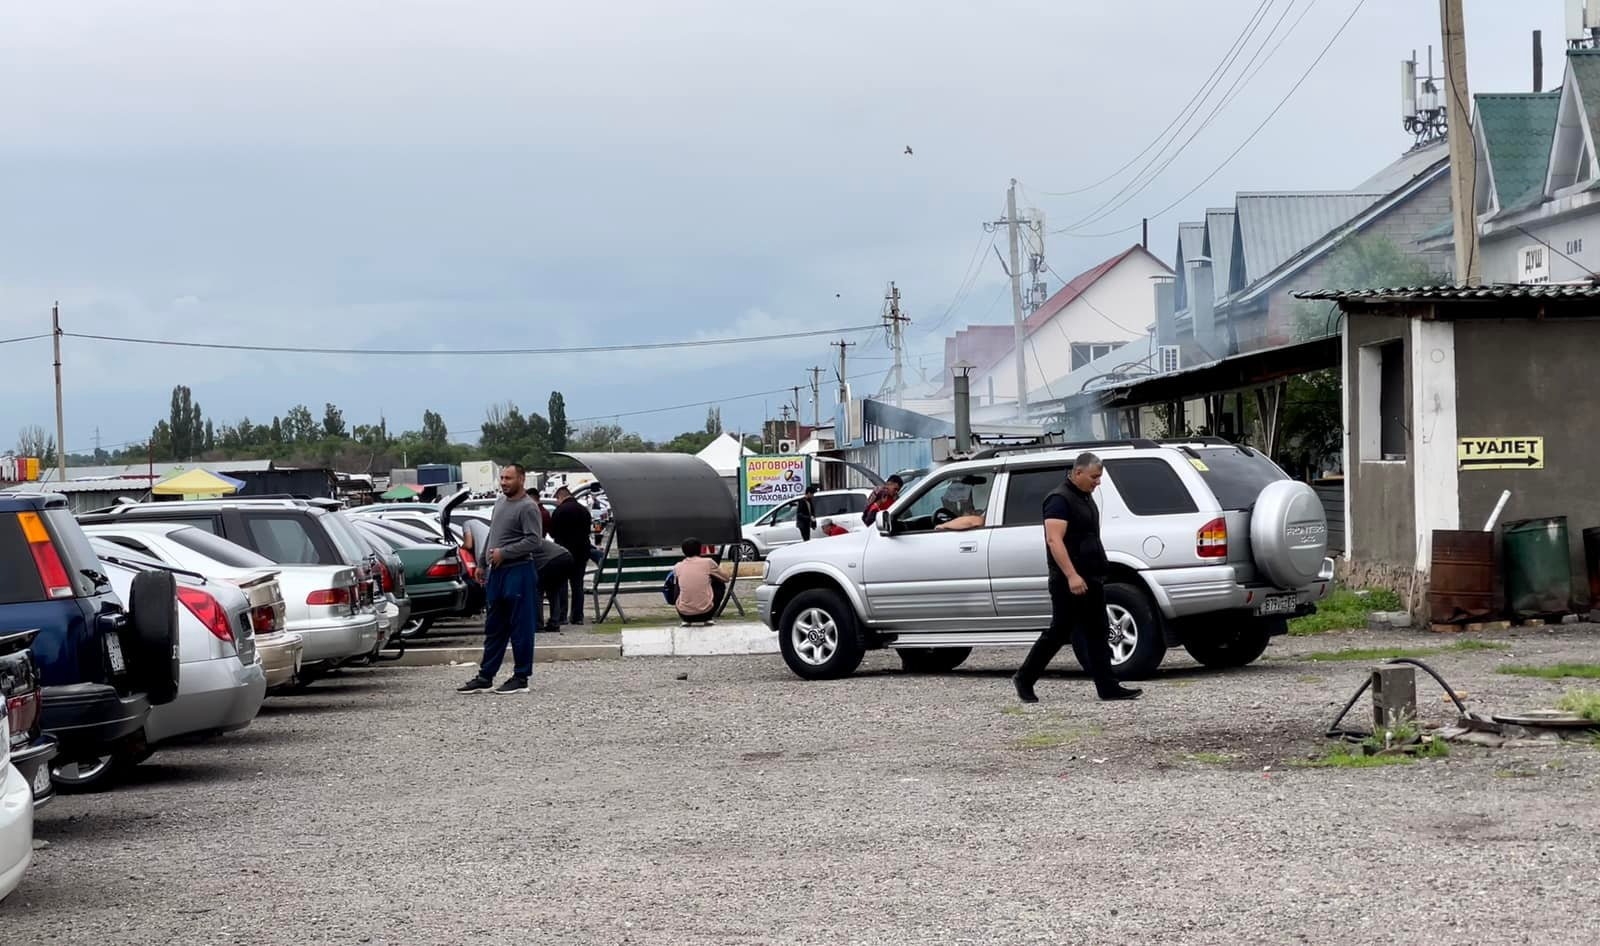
[{"left": 1460, "top": 456, "right": 1539, "bottom": 468}]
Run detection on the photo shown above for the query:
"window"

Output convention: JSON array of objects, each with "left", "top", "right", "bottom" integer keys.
[
  {"left": 894, "top": 471, "right": 995, "bottom": 532},
  {"left": 1359, "top": 340, "right": 1407, "bottom": 461},
  {"left": 766, "top": 502, "right": 798, "bottom": 525},
  {"left": 813, "top": 493, "right": 866, "bottom": 517},
  {"left": 245, "top": 516, "right": 321, "bottom": 564},
  {"left": 1188, "top": 447, "right": 1290, "bottom": 511},
  {"left": 44, "top": 509, "right": 109, "bottom": 598},
  {"left": 105, "top": 536, "right": 158, "bottom": 557},
  {"left": 1102, "top": 458, "right": 1198, "bottom": 516},
  {"left": 321, "top": 512, "right": 376, "bottom": 565},
  {"left": 1001, "top": 467, "right": 1068, "bottom": 528},
  {"left": 1070, "top": 341, "right": 1122, "bottom": 371},
  {"left": 168, "top": 527, "right": 275, "bottom": 568},
  {"left": 0, "top": 515, "right": 46, "bottom": 604}
]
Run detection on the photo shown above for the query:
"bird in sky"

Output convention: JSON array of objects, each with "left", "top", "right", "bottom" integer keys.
[{"left": 904, "top": 146, "right": 914, "bottom": 156}]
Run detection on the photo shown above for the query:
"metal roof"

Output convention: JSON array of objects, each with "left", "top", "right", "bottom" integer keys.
[
  {"left": 45, "top": 459, "right": 276, "bottom": 483},
  {"left": 1295, "top": 284, "right": 1600, "bottom": 302},
  {"left": 1174, "top": 222, "right": 1207, "bottom": 312},
  {"left": 1202, "top": 208, "right": 1236, "bottom": 304},
  {"left": 1, "top": 478, "right": 152, "bottom": 495},
  {"left": 1354, "top": 141, "right": 1448, "bottom": 193},
  {"left": 1232, "top": 192, "right": 1386, "bottom": 286},
  {"left": 557, "top": 452, "right": 740, "bottom": 547},
  {"left": 1476, "top": 92, "right": 1560, "bottom": 212},
  {"left": 1568, "top": 50, "right": 1600, "bottom": 150}
]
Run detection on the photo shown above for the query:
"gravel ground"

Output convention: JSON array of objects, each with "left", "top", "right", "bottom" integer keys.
[{"left": 8, "top": 624, "right": 1600, "bottom": 944}]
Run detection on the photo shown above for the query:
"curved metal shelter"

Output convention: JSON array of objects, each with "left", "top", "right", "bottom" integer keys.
[
  {"left": 558, "top": 452, "right": 745, "bottom": 624},
  {"left": 557, "top": 452, "right": 740, "bottom": 548}
]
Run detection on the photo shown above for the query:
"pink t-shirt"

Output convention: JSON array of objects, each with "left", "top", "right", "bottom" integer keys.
[{"left": 673, "top": 556, "right": 719, "bottom": 615}]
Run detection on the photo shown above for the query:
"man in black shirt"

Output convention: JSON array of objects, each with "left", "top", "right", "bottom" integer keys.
[
  {"left": 1012, "top": 452, "right": 1142, "bottom": 703},
  {"left": 549, "top": 487, "right": 594, "bottom": 626},
  {"left": 797, "top": 484, "right": 819, "bottom": 541}
]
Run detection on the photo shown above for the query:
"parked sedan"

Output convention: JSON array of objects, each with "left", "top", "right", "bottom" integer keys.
[
  {"left": 0, "top": 735, "right": 32, "bottom": 901},
  {"left": 349, "top": 529, "right": 411, "bottom": 655},
  {"left": 56, "top": 548, "right": 267, "bottom": 790},
  {"left": 350, "top": 518, "right": 468, "bottom": 638},
  {"left": 83, "top": 522, "right": 374, "bottom": 683},
  {"left": 0, "top": 630, "right": 56, "bottom": 810}
]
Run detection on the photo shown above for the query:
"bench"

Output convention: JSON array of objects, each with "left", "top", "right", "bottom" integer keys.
[{"left": 590, "top": 546, "right": 746, "bottom": 624}]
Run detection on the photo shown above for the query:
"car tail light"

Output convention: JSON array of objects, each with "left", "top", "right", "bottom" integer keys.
[
  {"left": 376, "top": 559, "right": 395, "bottom": 593},
  {"left": 460, "top": 547, "right": 477, "bottom": 580},
  {"left": 307, "top": 587, "right": 352, "bottom": 607},
  {"left": 427, "top": 556, "right": 461, "bottom": 579},
  {"left": 1197, "top": 517, "right": 1228, "bottom": 558},
  {"left": 250, "top": 604, "right": 279, "bottom": 635},
  {"left": 6, "top": 690, "right": 41, "bottom": 748},
  {"left": 17, "top": 511, "right": 74, "bottom": 599},
  {"left": 178, "top": 586, "right": 234, "bottom": 642}
]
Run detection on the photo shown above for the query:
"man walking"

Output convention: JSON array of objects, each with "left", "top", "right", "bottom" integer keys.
[
  {"left": 549, "top": 486, "right": 593, "bottom": 626},
  {"left": 458, "top": 463, "right": 544, "bottom": 695},
  {"left": 1012, "top": 453, "right": 1142, "bottom": 703},
  {"left": 797, "top": 484, "right": 819, "bottom": 542}
]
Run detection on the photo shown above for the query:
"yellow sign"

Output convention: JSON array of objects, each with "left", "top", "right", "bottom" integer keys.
[{"left": 1457, "top": 436, "right": 1544, "bottom": 471}]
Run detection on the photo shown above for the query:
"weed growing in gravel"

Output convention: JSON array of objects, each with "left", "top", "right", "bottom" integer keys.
[
  {"left": 1293, "top": 744, "right": 1415, "bottom": 768},
  {"left": 1183, "top": 752, "right": 1235, "bottom": 765},
  {"left": 1001, "top": 705, "right": 1027, "bottom": 717},
  {"left": 1302, "top": 641, "right": 1506, "bottom": 662},
  {"left": 1498, "top": 663, "right": 1600, "bottom": 681},
  {"left": 1556, "top": 690, "right": 1600, "bottom": 722},
  {"left": 1289, "top": 587, "right": 1401, "bottom": 636},
  {"left": 1296, "top": 675, "right": 1325, "bottom": 684}
]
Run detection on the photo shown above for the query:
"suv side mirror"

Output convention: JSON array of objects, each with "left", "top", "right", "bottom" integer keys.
[{"left": 879, "top": 517, "right": 895, "bottom": 537}]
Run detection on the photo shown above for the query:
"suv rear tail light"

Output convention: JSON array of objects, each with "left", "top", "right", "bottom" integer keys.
[
  {"left": 177, "top": 586, "right": 235, "bottom": 642},
  {"left": 307, "top": 587, "right": 352, "bottom": 607},
  {"left": 1197, "top": 517, "right": 1228, "bottom": 559},
  {"left": 426, "top": 556, "right": 461, "bottom": 579},
  {"left": 6, "top": 690, "right": 41, "bottom": 749},
  {"left": 17, "top": 511, "right": 74, "bottom": 599}
]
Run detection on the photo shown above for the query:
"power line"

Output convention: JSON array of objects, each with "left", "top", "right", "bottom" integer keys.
[
  {"left": 0, "top": 333, "right": 50, "bottom": 346},
  {"left": 1040, "top": 261, "right": 1148, "bottom": 335},
  {"left": 921, "top": 230, "right": 999, "bottom": 337},
  {"left": 1048, "top": 0, "right": 1284, "bottom": 232},
  {"left": 61, "top": 324, "right": 882, "bottom": 357},
  {"left": 1056, "top": 0, "right": 1310, "bottom": 234},
  {"left": 1031, "top": 0, "right": 1277, "bottom": 199},
  {"left": 1056, "top": 0, "right": 1369, "bottom": 239}
]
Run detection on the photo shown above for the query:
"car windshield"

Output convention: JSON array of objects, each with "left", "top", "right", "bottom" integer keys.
[
  {"left": 1188, "top": 447, "right": 1290, "bottom": 511},
  {"left": 319, "top": 511, "right": 376, "bottom": 564},
  {"left": 167, "top": 527, "right": 276, "bottom": 568}
]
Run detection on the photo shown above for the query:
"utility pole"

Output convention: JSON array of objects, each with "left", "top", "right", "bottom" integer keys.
[
  {"left": 831, "top": 338, "right": 856, "bottom": 442},
  {"left": 1006, "top": 181, "right": 1029, "bottom": 421},
  {"left": 1440, "top": 0, "right": 1480, "bottom": 284},
  {"left": 51, "top": 302, "right": 65, "bottom": 480},
  {"left": 807, "top": 366, "right": 824, "bottom": 431},
  {"left": 791, "top": 386, "right": 802, "bottom": 445},
  {"left": 881, "top": 282, "right": 910, "bottom": 408}
]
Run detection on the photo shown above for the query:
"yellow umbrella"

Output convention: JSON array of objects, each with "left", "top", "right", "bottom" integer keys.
[{"left": 152, "top": 468, "right": 240, "bottom": 497}]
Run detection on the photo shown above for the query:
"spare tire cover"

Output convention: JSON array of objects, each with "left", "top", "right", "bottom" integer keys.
[
  {"left": 1249, "top": 480, "right": 1329, "bottom": 588},
  {"left": 129, "top": 569, "right": 181, "bottom": 707}
]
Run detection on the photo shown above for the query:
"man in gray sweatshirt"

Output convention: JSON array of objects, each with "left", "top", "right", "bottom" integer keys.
[{"left": 458, "top": 463, "right": 545, "bottom": 694}]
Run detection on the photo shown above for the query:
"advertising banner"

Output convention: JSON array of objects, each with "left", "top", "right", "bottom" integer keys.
[{"left": 740, "top": 455, "right": 808, "bottom": 523}]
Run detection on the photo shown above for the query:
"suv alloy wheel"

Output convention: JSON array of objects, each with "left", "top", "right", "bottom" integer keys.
[{"left": 777, "top": 589, "right": 865, "bottom": 680}]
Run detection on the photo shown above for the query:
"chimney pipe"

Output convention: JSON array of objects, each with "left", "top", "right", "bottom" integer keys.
[
  {"left": 1534, "top": 30, "right": 1543, "bottom": 92},
  {"left": 1141, "top": 217, "right": 1149, "bottom": 249},
  {"left": 953, "top": 363, "right": 974, "bottom": 455}
]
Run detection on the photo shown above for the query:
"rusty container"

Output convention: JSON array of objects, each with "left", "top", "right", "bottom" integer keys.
[{"left": 1428, "top": 529, "right": 1498, "bottom": 624}]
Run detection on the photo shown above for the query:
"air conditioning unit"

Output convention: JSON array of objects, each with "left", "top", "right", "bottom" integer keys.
[
  {"left": 777, "top": 439, "right": 797, "bottom": 454},
  {"left": 1519, "top": 244, "right": 1550, "bottom": 284},
  {"left": 1158, "top": 345, "right": 1181, "bottom": 374}
]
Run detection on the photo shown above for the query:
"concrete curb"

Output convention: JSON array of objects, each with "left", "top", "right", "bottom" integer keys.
[
  {"left": 621, "top": 622, "right": 777, "bottom": 658},
  {"left": 391, "top": 642, "right": 621, "bottom": 667}
]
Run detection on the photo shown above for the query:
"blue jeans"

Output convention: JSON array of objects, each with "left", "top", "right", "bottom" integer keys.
[{"left": 478, "top": 561, "right": 538, "bottom": 680}]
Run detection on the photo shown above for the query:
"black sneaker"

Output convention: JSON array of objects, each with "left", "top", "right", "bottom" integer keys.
[
  {"left": 493, "top": 676, "right": 531, "bottom": 695},
  {"left": 457, "top": 676, "right": 493, "bottom": 694}
]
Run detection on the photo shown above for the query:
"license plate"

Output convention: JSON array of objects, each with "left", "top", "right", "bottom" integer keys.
[
  {"left": 1257, "top": 593, "right": 1298, "bottom": 617},
  {"left": 105, "top": 634, "right": 127, "bottom": 673},
  {"left": 31, "top": 762, "right": 51, "bottom": 796}
]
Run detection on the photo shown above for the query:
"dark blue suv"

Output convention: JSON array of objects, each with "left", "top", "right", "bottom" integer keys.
[{"left": 0, "top": 494, "right": 179, "bottom": 790}]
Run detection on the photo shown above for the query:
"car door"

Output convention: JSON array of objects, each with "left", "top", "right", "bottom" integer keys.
[
  {"left": 861, "top": 469, "right": 998, "bottom": 631},
  {"left": 754, "top": 500, "right": 802, "bottom": 551},
  {"left": 987, "top": 464, "right": 1070, "bottom": 629}
]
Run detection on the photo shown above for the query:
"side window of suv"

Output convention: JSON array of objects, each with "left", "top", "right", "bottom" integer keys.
[
  {"left": 1000, "top": 467, "right": 1069, "bottom": 528},
  {"left": 1101, "top": 458, "right": 1198, "bottom": 516},
  {"left": 812, "top": 495, "right": 851, "bottom": 517},
  {"left": 245, "top": 515, "right": 321, "bottom": 564},
  {"left": 895, "top": 471, "right": 995, "bottom": 532}
]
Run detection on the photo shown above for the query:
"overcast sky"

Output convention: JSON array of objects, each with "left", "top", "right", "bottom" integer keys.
[{"left": 0, "top": 1, "right": 1566, "bottom": 454}]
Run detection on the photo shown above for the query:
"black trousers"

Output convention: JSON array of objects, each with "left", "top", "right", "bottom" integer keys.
[
  {"left": 558, "top": 545, "right": 588, "bottom": 624},
  {"left": 1016, "top": 576, "right": 1120, "bottom": 695},
  {"left": 798, "top": 522, "right": 812, "bottom": 542}
]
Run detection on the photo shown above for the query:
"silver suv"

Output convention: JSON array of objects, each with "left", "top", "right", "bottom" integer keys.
[{"left": 755, "top": 438, "right": 1334, "bottom": 680}]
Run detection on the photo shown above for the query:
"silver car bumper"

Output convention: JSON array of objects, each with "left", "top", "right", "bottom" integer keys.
[
  {"left": 1144, "top": 557, "right": 1335, "bottom": 619},
  {"left": 145, "top": 656, "right": 267, "bottom": 744},
  {"left": 756, "top": 583, "right": 778, "bottom": 630},
  {"left": 291, "top": 614, "right": 382, "bottom": 662}
]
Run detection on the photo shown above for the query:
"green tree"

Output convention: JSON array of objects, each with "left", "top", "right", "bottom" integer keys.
[
  {"left": 270, "top": 416, "right": 284, "bottom": 444},
  {"left": 15, "top": 425, "right": 57, "bottom": 466},
  {"left": 704, "top": 406, "right": 722, "bottom": 437},
  {"left": 570, "top": 423, "right": 648, "bottom": 453},
  {"left": 547, "top": 392, "right": 568, "bottom": 453},
  {"left": 166, "top": 385, "right": 204, "bottom": 460},
  {"left": 421, "top": 410, "right": 449, "bottom": 448},
  {"left": 321, "top": 403, "right": 348, "bottom": 440},
  {"left": 283, "top": 405, "right": 318, "bottom": 444},
  {"left": 204, "top": 419, "right": 216, "bottom": 453},
  {"left": 661, "top": 430, "right": 715, "bottom": 454}
]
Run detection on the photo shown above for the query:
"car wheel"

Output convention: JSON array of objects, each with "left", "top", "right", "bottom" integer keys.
[
  {"left": 1103, "top": 582, "right": 1167, "bottom": 680},
  {"left": 128, "top": 569, "right": 181, "bottom": 706},
  {"left": 1183, "top": 618, "right": 1274, "bottom": 669},
  {"left": 736, "top": 540, "right": 762, "bottom": 562},
  {"left": 898, "top": 647, "right": 972, "bottom": 674},
  {"left": 777, "top": 588, "right": 865, "bottom": 680},
  {"left": 399, "top": 617, "right": 433, "bottom": 639}
]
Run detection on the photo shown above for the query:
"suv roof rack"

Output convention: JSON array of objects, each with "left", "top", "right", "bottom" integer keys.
[{"left": 967, "top": 438, "right": 1159, "bottom": 461}]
